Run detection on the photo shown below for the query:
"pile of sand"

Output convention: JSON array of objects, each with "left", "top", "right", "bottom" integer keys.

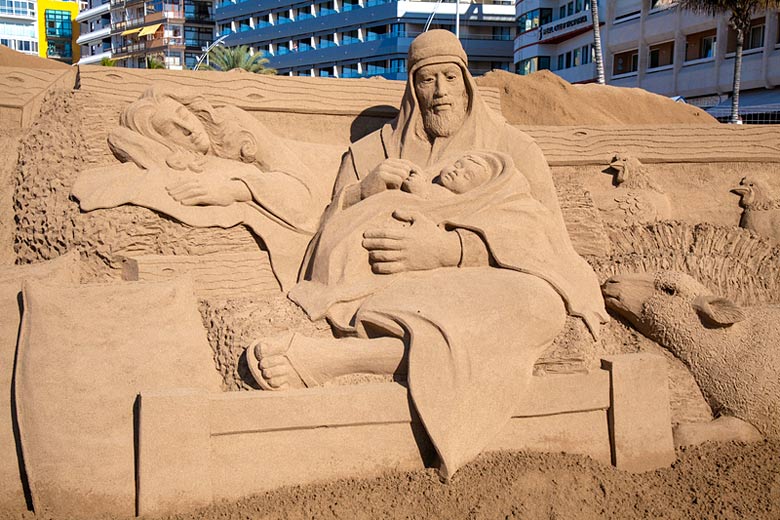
[
  {"left": 0, "top": 45, "right": 69, "bottom": 69},
  {"left": 476, "top": 70, "right": 718, "bottom": 125}
]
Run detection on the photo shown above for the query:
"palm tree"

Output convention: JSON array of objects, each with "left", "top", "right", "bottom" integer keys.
[
  {"left": 145, "top": 55, "right": 165, "bottom": 69},
  {"left": 202, "top": 44, "right": 277, "bottom": 74},
  {"left": 100, "top": 57, "right": 116, "bottom": 66},
  {"left": 678, "top": 0, "right": 780, "bottom": 123},
  {"left": 589, "top": 0, "right": 605, "bottom": 84}
]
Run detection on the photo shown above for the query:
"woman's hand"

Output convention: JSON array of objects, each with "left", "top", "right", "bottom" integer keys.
[
  {"left": 362, "top": 210, "right": 461, "bottom": 274},
  {"left": 360, "top": 159, "right": 418, "bottom": 200},
  {"left": 166, "top": 177, "right": 251, "bottom": 206}
]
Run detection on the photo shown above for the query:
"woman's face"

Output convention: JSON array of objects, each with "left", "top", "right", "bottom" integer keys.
[{"left": 152, "top": 97, "right": 210, "bottom": 154}]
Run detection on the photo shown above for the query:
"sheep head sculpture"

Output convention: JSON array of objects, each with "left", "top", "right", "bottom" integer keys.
[{"left": 602, "top": 270, "right": 779, "bottom": 440}]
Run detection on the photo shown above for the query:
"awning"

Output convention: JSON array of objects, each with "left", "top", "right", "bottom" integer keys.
[
  {"left": 121, "top": 27, "right": 142, "bottom": 36},
  {"left": 138, "top": 23, "right": 162, "bottom": 37},
  {"left": 706, "top": 88, "right": 780, "bottom": 116}
]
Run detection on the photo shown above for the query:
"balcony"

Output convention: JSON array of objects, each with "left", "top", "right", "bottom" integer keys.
[
  {"left": 77, "top": 26, "right": 111, "bottom": 45},
  {"left": 114, "top": 36, "right": 185, "bottom": 56}
]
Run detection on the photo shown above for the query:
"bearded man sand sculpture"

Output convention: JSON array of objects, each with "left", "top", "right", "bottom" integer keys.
[{"left": 241, "top": 30, "right": 609, "bottom": 479}]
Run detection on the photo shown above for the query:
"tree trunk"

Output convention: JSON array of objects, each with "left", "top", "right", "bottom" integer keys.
[
  {"left": 730, "top": 29, "right": 744, "bottom": 124},
  {"left": 590, "top": 0, "right": 605, "bottom": 84}
]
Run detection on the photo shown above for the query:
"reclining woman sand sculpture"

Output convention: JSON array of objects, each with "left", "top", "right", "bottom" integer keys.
[
  {"left": 73, "top": 87, "right": 333, "bottom": 289},
  {"left": 243, "top": 30, "right": 609, "bottom": 480}
]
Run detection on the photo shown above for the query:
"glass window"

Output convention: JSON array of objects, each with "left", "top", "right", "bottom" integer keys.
[
  {"left": 45, "top": 9, "right": 72, "bottom": 39},
  {"left": 296, "top": 7, "right": 312, "bottom": 20},
  {"left": 276, "top": 10, "right": 292, "bottom": 24},
  {"left": 648, "top": 41, "right": 674, "bottom": 68},
  {"left": 319, "top": 33, "right": 335, "bottom": 47},
  {"left": 297, "top": 38, "right": 312, "bottom": 51},
  {"left": 341, "top": 64, "right": 358, "bottom": 78},
  {"left": 318, "top": 67, "right": 332, "bottom": 77},
  {"left": 318, "top": 1, "right": 335, "bottom": 15},
  {"left": 365, "top": 60, "right": 386, "bottom": 75},
  {"left": 575, "top": 0, "right": 583, "bottom": 12},
  {"left": 516, "top": 56, "right": 550, "bottom": 75},
  {"left": 613, "top": 49, "right": 639, "bottom": 75},
  {"left": 342, "top": 0, "right": 360, "bottom": 12},
  {"left": 748, "top": 23, "right": 765, "bottom": 49},
  {"left": 390, "top": 23, "right": 406, "bottom": 37},
  {"left": 341, "top": 29, "right": 359, "bottom": 45},
  {"left": 573, "top": 47, "right": 580, "bottom": 66},
  {"left": 366, "top": 24, "right": 387, "bottom": 41},
  {"left": 238, "top": 18, "right": 250, "bottom": 31},
  {"left": 567, "top": 2, "right": 574, "bottom": 16},
  {"left": 276, "top": 41, "right": 289, "bottom": 55},
  {"left": 389, "top": 58, "right": 405, "bottom": 72}
]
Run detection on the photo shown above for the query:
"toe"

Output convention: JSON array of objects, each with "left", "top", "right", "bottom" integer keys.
[
  {"left": 261, "top": 365, "right": 289, "bottom": 379},
  {"left": 259, "top": 355, "right": 286, "bottom": 370}
]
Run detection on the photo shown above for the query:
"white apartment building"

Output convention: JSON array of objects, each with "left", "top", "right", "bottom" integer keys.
[
  {"left": 515, "top": 0, "right": 780, "bottom": 121},
  {"left": 1, "top": 0, "right": 38, "bottom": 55}
]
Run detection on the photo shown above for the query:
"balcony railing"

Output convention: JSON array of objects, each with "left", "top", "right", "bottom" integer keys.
[{"left": 114, "top": 36, "right": 184, "bottom": 55}]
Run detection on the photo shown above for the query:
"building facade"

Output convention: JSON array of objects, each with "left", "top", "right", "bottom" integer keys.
[
  {"left": 214, "top": 0, "right": 516, "bottom": 79},
  {"left": 38, "top": 0, "right": 80, "bottom": 63},
  {"left": 76, "top": 0, "right": 111, "bottom": 64},
  {"left": 514, "top": 0, "right": 780, "bottom": 121},
  {"left": 105, "top": 0, "right": 214, "bottom": 69},
  {"left": 1, "top": 0, "right": 39, "bottom": 55}
]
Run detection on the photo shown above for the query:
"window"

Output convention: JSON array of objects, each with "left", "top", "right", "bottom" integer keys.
[
  {"left": 516, "top": 56, "right": 550, "bottom": 75},
  {"left": 390, "top": 23, "right": 406, "bottom": 37},
  {"left": 365, "top": 60, "right": 386, "bottom": 75},
  {"left": 648, "top": 41, "right": 674, "bottom": 68},
  {"left": 184, "top": 26, "right": 211, "bottom": 47},
  {"left": 276, "top": 41, "right": 289, "bottom": 55},
  {"left": 575, "top": 0, "right": 583, "bottom": 12},
  {"left": 318, "top": 67, "right": 332, "bottom": 77},
  {"left": 184, "top": 0, "right": 211, "bottom": 21},
  {"left": 492, "top": 26, "right": 511, "bottom": 41},
  {"left": 727, "top": 18, "right": 765, "bottom": 52},
  {"left": 341, "top": 29, "right": 359, "bottom": 45},
  {"left": 581, "top": 44, "right": 592, "bottom": 64},
  {"left": 567, "top": 2, "right": 574, "bottom": 16},
  {"left": 342, "top": 0, "right": 360, "bottom": 12},
  {"left": 365, "top": 25, "right": 387, "bottom": 41},
  {"left": 45, "top": 9, "right": 72, "bottom": 38},
  {"left": 219, "top": 23, "right": 231, "bottom": 36},
  {"left": 238, "top": 18, "right": 251, "bottom": 31},
  {"left": 491, "top": 61, "right": 510, "bottom": 71},
  {"left": 341, "top": 64, "right": 359, "bottom": 78},
  {"left": 297, "top": 69, "right": 311, "bottom": 76},
  {"left": 297, "top": 38, "right": 312, "bottom": 52},
  {"left": 613, "top": 49, "right": 638, "bottom": 75},
  {"left": 318, "top": 1, "right": 335, "bottom": 16},
  {"left": 685, "top": 29, "right": 715, "bottom": 61},
  {"left": 517, "top": 8, "right": 552, "bottom": 33},
  {"left": 296, "top": 7, "right": 312, "bottom": 20},
  {"left": 389, "top": 58, "right": 405, "bottom": 72},
  {"left": 319, "top": 33, "right": 335, "bottom": 47},
  {"left": 559, "top": 5, "right": 565, "bottom": 18},
  {"left": 0, "top": 0, "right": 35, "bottom": 17},
  {"left": 276, "top": 10, "right": 292, "bottom": 24}
]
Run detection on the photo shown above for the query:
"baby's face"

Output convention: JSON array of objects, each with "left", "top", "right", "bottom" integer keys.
[{"left": 438, "top": 156, "right": 491, "bottom": 194}]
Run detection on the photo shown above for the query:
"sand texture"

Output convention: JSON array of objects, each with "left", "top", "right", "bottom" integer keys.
[
  {"left": 0, "top": 46, "right": 68, "bottom": 69},
  {"left": 476, "top": 70, "right": 718, "bottom": 125}
]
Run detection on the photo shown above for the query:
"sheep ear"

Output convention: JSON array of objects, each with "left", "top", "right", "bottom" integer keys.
[{"left": 693, "top": 295, "right": 746, "bottom": 327}]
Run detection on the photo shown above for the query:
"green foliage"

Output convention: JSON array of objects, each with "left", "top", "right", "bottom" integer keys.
[
  {"left": 202, "top": 45, "right": 277, "bottom": 74},
  {"left": 145, "top": 55, "right": 165, "bottom": 69},
  {"left": 99, "top": 57, "right": 116, "bottom": 67}
]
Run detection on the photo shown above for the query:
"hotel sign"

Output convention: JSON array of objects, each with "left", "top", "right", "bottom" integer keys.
[{"left": 539, "top": 14, "right": 589, "bottom": 39}]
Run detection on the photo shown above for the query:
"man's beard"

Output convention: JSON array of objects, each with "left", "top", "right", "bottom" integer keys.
[{"left": 422, "top": 95, "right": 468, "bottom": 138}]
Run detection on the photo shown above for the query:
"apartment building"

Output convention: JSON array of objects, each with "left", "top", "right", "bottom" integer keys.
[
  {"left": 214, "top": 0, "right": 516, "bottom": 79},
  {"left": 39, "top": 0, "right": 80, "bottom": 63},
  {"left": 514, "top": 0, "right": 600, "bottom": 83},
  {"left": 76, "top": 0, "right": 111, "bottom": 64},
  {"left": 107, "top": 0, "right": 214, "bottom": 69},
  {"left": 514, "top": 0, "right": 780, "bottom": 121},
  {"left": 1, "top": 0, "right": 38, "bottom": 55}
]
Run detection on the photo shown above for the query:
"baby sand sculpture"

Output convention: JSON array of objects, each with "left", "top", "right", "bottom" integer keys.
[
  {"left": 602, "top": 270, "right": 778, "bottom": 441},
  {"left": 242, "top": 30, "right": 608, "bottom": 479},
  {"left": 732, "top": 174, "right": 780, "bottom": 242}
]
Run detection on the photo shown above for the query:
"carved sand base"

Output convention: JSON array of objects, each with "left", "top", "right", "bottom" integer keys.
[{"left": 135, "top": 353, "right": 674, "bottom": 516}]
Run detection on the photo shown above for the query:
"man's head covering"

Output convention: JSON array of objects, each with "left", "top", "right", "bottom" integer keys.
[{"left": 385, "top": 30, "right": 505, "bottom": 168}]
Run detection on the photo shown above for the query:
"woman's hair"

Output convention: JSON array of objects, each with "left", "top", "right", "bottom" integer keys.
[{"left": 120, "top": 86, "right": 260, "bottom": 171}]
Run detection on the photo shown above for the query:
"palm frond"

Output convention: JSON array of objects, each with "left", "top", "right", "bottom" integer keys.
[{"left": 202, "top": 45, "right": 277, "bottom": 74}]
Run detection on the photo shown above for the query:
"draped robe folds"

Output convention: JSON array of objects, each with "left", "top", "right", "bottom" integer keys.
[{"left": 291, "top": 147, "right": 608, "bottom": 477}]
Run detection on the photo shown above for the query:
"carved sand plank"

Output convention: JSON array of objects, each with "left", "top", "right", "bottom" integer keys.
[
  {"left": 122, "top": 252, "right": 279, "bottom": 300},
  {"left": 521, "top": 125, "right": 780, "bottom": 166},
  {"left": 0, "top": 67, "right": 76, "bottom": 127},
  {"left": 557, "top": 182, "right": 612, "bottom": 257},
  {"left": 77, "top": 65, "right": 502, "bottom": 115},
  {"left": 208, "top": 373, "right": 610, "bottom": 435}
]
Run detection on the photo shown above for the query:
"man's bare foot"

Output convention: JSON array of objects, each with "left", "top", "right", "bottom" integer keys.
[{"left": 245, "top": 333, "right": 320, "bottom": 391}]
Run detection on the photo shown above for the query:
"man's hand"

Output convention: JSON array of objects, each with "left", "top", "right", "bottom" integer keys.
[
  {"left": 166, "top": 177, "right": 251, "bottom": 206},
  {"left": 362, "top": 210, "right": 461, "bottom": 274},
  {"left": 360, "top": 159, "right": 418, "bottom": 200}
]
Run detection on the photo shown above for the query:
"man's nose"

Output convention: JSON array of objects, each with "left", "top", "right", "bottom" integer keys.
[{"left": 434, "top": 75, "right": 450, "bottom": 96}]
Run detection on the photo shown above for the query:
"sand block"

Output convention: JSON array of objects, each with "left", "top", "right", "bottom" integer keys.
[
  {"left": 14, "top": 278, "right": 222, "bottom": 517},
  {"left": 601, "top": 354, "right": 676, "bottom": 472},
  {"left": 135, "top": 366, "right": 672, "bottom": 516},
  {"left": 521, "top": 125, "right": 780, "bottom": 166},
  {"left": 122, "top": 252, "right": 280, "bottom": 300},
  {"left": 0, "top": 66, "right": 77, "bottom": 128}
]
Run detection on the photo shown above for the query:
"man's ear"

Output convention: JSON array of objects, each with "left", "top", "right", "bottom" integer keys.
[{"left": 693, "top": 295, "right": 746, "bottom": 327}]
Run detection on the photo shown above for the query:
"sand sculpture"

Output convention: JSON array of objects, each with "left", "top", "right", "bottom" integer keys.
[
  {"left": 602, "top": 270, "right": 779, "bottom": 442},
  {"left": 4, "top": 30, "right": 780, "bottom": 517},
  {"left": 732, "top": 174, "right": 780, "bottom": 242}
]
